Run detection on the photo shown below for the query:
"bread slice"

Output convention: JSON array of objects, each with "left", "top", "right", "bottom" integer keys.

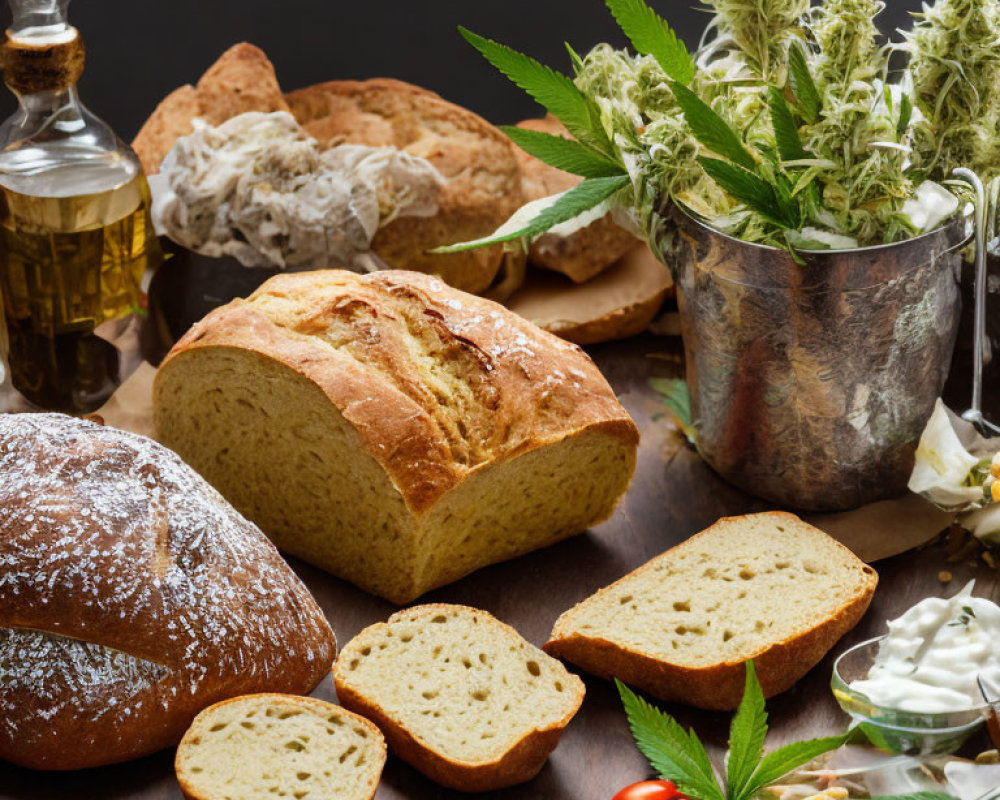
[
  {"left": 334, "top": 605, "right": 585, "bottom": 792},
  {"left": 285, "top": 79, "right": 525, "bottom": 296},
  {"left": 514, "top": 116, "right": 636, "bottom": 284},
  {"left": 175, "top": 694, "right": 385, "bottom": 800},
  {"left": 154, "top": 270, "right": 639, "bottom": 604},
  {"left": 545, "top": 512, "right": 878, "bottom": 710},
  {"left": 506, "top": 245, "right": 673, "bottom": 345},
  {"left": 132, "top": 43, "right": 290, "bottom": 175}
]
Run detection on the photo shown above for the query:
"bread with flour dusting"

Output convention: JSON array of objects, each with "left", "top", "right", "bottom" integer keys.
[
  {"left": 0, "top": 414, "right": 336, "bottom": 771},
  {"left": 154, "top": 269, "right": 639, "bottom": 603}
]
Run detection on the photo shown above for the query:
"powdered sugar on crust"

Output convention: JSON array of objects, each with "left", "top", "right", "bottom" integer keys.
[{"left": 0, "top": 414, "right": 335, "bottom": 767}]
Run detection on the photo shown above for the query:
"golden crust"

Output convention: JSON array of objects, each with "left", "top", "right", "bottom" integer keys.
[
  {"left": 514, "top": 116, "right": 636, "bottom": 284},
  {"left": 333, "top": 604, "right": 585, "bottom": 792},
  {"left": 158, "top": 270, "right": 639, "bottom": 516},
  {"left": 286, "top": 80, "right": 525, "bottom": 295},
  {"left": 545, "top": 512, "right": 878, "bottom": 710},
  {"left": 131, "top": 43, "right": 289, "bottom": 175}
]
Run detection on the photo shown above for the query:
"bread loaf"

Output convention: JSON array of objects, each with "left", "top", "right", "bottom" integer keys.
[
  {"left": 175, "top": 694, "right": 385, "bottom": 800},
  {"left": 0, "top": 414, "right": 336, "bottom": 770},
  {"left": 333, "top": 605, "right": 584, "bottom": 792},
  {"left": 154, "top": 269, "right": 639, "bottom": 604},
  {"left": 286, "top": 79, "right": 525, "bottom": 296},
  {"left": 545, "top": 512, "right": 878, "bottom": 710},
  {"left": 514, "top": 116, "right": 637, "bottom": 284},
  {"left": 132, "top": 43, "right": 290, "bottom": 175}
]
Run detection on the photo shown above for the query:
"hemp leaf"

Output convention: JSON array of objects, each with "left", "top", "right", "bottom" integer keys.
[
  {"left": 670, "top": 82, "right": 757, "bottom": 171},
  {"left": 605, "top": 0, "right": 696, "bottom": 85},
  {"left": 698, "top": 158, "right": 799, "bottom": 229},
  {"left": 458, "top": 27, "right": 612, "bottom": 155},
  {"left": 500, "top": 126, "right": 627, "bottom": 179},
  {"left": 787, "top": 42, "right": 822, "bottom": 125},
  {"left": 619, "top": 663, "right": 849, "bottom": 800},
  {"left": 768, "top": 87, "right": 811, "bottom": 162},
  {"left": 433, "top": 175, "right": 630, "bottom": 253}
]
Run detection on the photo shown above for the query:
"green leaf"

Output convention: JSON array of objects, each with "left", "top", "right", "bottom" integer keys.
[
  {"left": 768, "top": 87, "right": 810, "bottom": 162},
  {"left": 617, "top": 680, "right": 725, "bottom": 800},
  {"left": 698, "top": 158, "right": 797, "bottom": 229},
  {"left": 458, "top": 27, "right": 611, "bottom": 153},
  {"left": 605, "top": 0, "right": 696, "bottom": 85},
  {"left": 788, "top": 42, "right": 822, "bottom": 124},
  {"left": 649, "top": 378, "right": 696, "bottom": 443},
  {"left": 565, "top": 42, "right": 584, "bottom": 74},
  {"left": 671, "top": 82, "right": 756, "bottom": 171},
  {"left": 432, "top": 175, "right": 629, "bottom": 253},
  {"left": 726, "top": 663, "right": 768, "bottom": 798},
  {"left": 743, "top": 733, "right": 849, "bottom": 796},
  {"left": 897, "top": 92, "right": 914, "bottom": 139},
  {"left": 500, "top": 126, "right": 627, "bottom": 178}
]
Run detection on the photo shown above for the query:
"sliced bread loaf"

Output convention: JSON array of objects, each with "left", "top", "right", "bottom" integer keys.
[
  {"left": 545, "top": 512, "right": 878, "bottom": 710},
  {"left": 175, "top": 694, "right": 385, "bottom": 800},
  {"left": 154, "top": 269, "right": 639, "bottom": 604},
  {"left": 333, "top": 604, "right": 585, "bottom": 792}
]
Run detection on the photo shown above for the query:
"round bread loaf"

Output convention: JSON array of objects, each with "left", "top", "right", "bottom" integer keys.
[
  {"left": 285, "top": 78, "right": 525, "bottom": 296},
  {"left": 0, "top": 414, "right": 336, "bottom": 770}
]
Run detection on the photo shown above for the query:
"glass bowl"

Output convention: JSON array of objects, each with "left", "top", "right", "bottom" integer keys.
[{"left": 831, "top": 636, "right": 992, "bottom": 755}]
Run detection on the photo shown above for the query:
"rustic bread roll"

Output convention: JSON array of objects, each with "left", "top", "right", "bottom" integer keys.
[
  {"left": 334, "top": 605, "right": 584, "bottom": 792},
  {"left": 514, "top": 116, "right": 637, "bottom": 284},
  {"left": 132, "top": 43, "right": 290, "bottom": 175},
  {"left": 154, "top": 269, "right": 639, "bottom": 604},
  {"left": 176, "top": 694, "right": 385, "bottom": 800},
  {"left": 546, "top": 512, "right": 878, "bottom": 710},
  {"left": 0, "top": 414, "right": 336, "bottom": 771},
  {"left": 285, "top": 79, "right": 525, "bottom": 296},
  {"left": 506, "top": 245, "right": 673, "bottom": 345}
]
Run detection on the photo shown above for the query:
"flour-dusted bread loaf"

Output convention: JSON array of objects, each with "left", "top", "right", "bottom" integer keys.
[
  {"left": 154, "top": 269, "right": 639, "bottom": 604},
  {"left": 175, "top": 694, "right": 386, "bottom": 800},
  {"left": 334, "top": 605, "right": 584, "bottom": 792},
  {"left": 514, "top": 116, "right": 637, "bottom": 284},
  {"left": 286, "top": 79, "right": 525, "bottom": 296},
  {"left": 546, "top": 512, "right": 878, "bottom": 710},
  {"left": 132, "top": 43, "right": 290, "bottom": 175},
  {"left": 0, "top": 414, "right": 336, "bottom": 770}
]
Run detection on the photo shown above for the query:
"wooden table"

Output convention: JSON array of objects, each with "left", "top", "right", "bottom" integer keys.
[{"left": 2, "top": 307, "right": 997, "bottom": 799}]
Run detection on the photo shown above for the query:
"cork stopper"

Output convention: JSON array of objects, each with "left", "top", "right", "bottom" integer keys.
[{"left": 1, "top": 27, "right": 84, "bottom": 94}]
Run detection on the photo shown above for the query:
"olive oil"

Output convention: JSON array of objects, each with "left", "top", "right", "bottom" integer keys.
[
  {"left": 0, "top": 0, "right": 162, "bottom": 413},
  {"left": 0, "top": 173, "right": 159, "bottom": 411}
]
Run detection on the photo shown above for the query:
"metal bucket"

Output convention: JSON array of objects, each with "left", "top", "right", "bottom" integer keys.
[{"left": 663, "top": 209, "right": 971, "bottom": 511}]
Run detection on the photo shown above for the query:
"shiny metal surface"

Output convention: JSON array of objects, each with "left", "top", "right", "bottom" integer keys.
[{"left": 661, "top": 210, "right": 970, "bottom": 511}]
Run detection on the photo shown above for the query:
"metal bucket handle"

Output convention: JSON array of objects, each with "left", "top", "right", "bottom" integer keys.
[{"left": 954, "top": 168, "right": 1000, "bottom": 437}]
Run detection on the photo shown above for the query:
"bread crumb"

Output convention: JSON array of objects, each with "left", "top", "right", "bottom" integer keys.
[
  {"left": 938, "top": 570, "right": 953, "bottom": 583},
  {"left": 976, "top": 749, "right": 1000, "bottom": 765}
]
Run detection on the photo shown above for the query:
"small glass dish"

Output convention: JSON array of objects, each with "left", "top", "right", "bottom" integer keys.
[{"left": 831, "top": 636, "right": 990, "bottom": 755}]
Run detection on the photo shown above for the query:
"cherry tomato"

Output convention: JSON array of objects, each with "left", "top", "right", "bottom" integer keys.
[{"left": 612, "top": 780, "right": 688, "bottom": 800}]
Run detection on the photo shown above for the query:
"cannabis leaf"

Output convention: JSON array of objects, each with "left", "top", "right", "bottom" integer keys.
[
  {"left": 768, "top": 87, "right": 810, "bottom": 162},
  {"left": 433, "top": 175, "right": 630, "bottom": 253},
  {"left": 788, "top": 42, "right": 822, "bottom": 124},
  {"left": 699, "top": 158, "right": 799, "bottom": 229},
  {"left": 619, "top": 663, "right": 850, "bottom": 800},
  {"left": 726, "top": 663, "right": 767, "bottom": 798},
  {"left": 458, "top": 27, "right": 612, "bottom": 154},
  {"left": 649, "top": 378, "right": 696, "bottom": 443},
  {"left": 897, "top": 92, "right": 914, "bottom": 139},
  {"left": 671, "top": 82, "right": 757, "bottom": 171},
  {"left": 500, "top": 126, "right": 627, "bottom": 178},
  {"left": 617, "top": 680, "right": 725, "bottom": 800},
  {"left": 565, "top": 41, "right": 585, "bottom": 74},
  {"left": 606, "top": 0, "right": 696, "bottom": 85}
]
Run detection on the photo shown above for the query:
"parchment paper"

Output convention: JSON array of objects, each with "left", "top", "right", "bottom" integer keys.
[{"left": 99, "top": 362, "right": 954, "bottom": 564}]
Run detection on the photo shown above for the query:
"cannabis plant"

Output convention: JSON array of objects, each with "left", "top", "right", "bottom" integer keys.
[{"left": 442, "top": 0, "right": 976, "bottom": 257}]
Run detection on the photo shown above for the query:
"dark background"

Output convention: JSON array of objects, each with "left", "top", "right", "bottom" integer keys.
[{"left": 2, "top": 0, "right": 923, "bottom": 140}]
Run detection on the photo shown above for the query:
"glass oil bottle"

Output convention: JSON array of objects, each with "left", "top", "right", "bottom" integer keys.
[{"left": 0, "top": 0, "right": 161, "bottom": 413}]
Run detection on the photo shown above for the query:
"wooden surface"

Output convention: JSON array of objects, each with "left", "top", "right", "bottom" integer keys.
[{"left": 1, "top": 297, "right": 997, "bottom": 799}]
